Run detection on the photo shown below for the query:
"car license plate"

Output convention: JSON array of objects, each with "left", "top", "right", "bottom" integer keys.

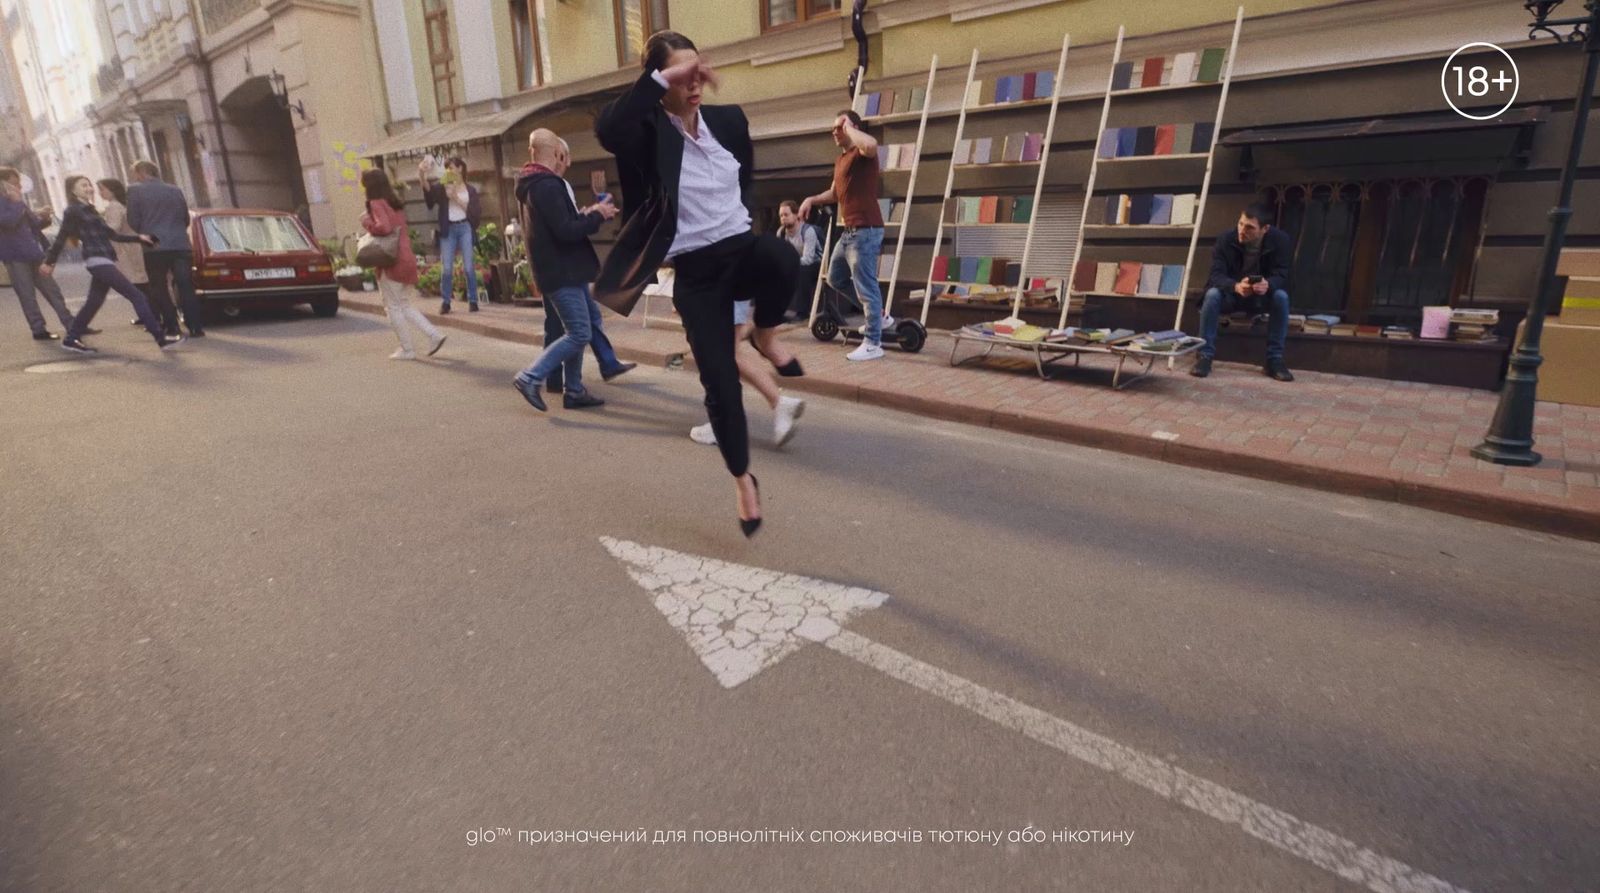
[{"left": 244, "top": 267, "right": 295, "bottom": 280}]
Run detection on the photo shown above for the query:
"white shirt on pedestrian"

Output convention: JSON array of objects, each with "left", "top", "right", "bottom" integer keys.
[{"left": 656, "top": 98, "right": 751, "bottom": 259}]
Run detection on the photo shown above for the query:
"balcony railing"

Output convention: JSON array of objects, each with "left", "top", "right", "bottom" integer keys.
[{"left": 198, "top": 0, "right": 260, "bottom": 34}]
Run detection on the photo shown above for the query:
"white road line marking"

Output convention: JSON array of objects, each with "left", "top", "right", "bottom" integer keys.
[{"left": 820, "top": 629, "right": 1471, "bottom": 893}]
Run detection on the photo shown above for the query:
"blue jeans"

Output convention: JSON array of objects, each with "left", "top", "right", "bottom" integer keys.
[
  {"left": 1199, "top": 287, "right": 1290, "bottom": 362},
  {"left": 543, "top": 300, "right": 626, "bottom": 385},
  {"left": 439, "top": 220, "right": 479, "bottom": 307},
  {"left": 827, "top": 226, "right": 885, "bottom": 344},
  {"left": 519, "top": 285, "right": 600, "bottom": 393}
]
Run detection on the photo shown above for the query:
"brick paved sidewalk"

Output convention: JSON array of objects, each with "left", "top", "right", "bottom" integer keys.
[{"left": 341, "top": 290, "right": 1600, "bottom": 541}]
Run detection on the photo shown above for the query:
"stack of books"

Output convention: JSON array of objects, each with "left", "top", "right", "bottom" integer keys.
[
  {"left": 862, "top": 87, "right": 927, "bottom": 118},
  {"left": 1129, "top": 330, "right": 1197, "bottom": 352},
  {"left": 1111, "top": 48, "right": 1228, "bottom": 91},
  {"left": 1450, "top": 308, "right": 1500, "bottom": 342},
  {"left": 1382, "top": 326, "right": 1415, "bottom": 340},
  {"left": 1088, "top": 193, "right": 1198, "bottom": 226},
  {"left": 876, "top": 143, "right": 920, "bottom": 170},
  {"left": 945, "top": 195, "right": 1036, "bottom": 224},
  {"left": 1071, "top": 260, "right": 1185, "bottom": 297},
  {"left": 931, "top": 255, "right": 1022, "bottom": 287},
  {"left": 963, "top": 71, "right": 1058, "bottom": 107},
  {"left": 1288, "top": 314, "right": 1307, "bottom": 333},
  {"left": 1303, "top": 314, "right": 1341, "bottom": 334},
  {"left": 1330, "top": 323, "right": 1359, "bottom": 337},
  {"left": 953, "top": 133, "right": 1044, "bottom": 165},
  {"left": 1097, "top": 123, "right": 1215, "bottom": 159}
]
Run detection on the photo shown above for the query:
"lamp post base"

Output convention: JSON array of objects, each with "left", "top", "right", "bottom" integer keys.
[{"left": 1470, "top": 439, "right": 1542, "bottom": 466}]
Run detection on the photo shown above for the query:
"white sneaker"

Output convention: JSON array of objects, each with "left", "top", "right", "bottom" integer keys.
[
  {"left": 389, "top": 349, "right": 417, "bottom": 360},
  {"left": 857, "top": 315, "right": 895, "bottom": 335},
  {"left": 846, "top": 342, "right": 885, "bottom": 361},
  {"left": 426, "top": 333, "right": 447, "bottom": 356},
  {"left": 689, "top": 423, "right": 718, "bottom": 445},
  {"left": 773, "top": 396, "right": 805, "bottom": 447}
]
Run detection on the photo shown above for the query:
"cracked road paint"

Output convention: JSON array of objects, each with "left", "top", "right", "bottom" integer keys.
[{"left": 600, "top": 537, "right": 887, "bottom": 688}]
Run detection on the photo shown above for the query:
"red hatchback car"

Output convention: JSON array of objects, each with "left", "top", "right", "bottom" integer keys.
[{"left": 189, "top": 209, "right": 338, "bottom": 318}]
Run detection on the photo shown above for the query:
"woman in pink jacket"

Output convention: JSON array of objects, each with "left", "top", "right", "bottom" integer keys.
[{"left": 360, "top": 169, "right": 445, "bottom": 360}]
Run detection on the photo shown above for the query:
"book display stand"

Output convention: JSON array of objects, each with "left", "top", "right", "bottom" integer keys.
[
  {"left": 919, "top": 34, "right": 1072, "bottom": 325},
  {"left": 1063, "top": 7, "right": 1244, "bottom": 330}
]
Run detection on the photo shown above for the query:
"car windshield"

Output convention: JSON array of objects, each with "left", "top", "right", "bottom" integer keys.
[{"left": 201, "top": 215, "right": 312, "bottom": 253}]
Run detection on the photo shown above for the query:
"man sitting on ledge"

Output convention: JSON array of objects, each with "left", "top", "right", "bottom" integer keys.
[{"left": 1192, "top": 202, "right": 1295, "bottom": 382}]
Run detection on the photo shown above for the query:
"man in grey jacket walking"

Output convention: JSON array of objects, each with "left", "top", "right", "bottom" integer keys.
[{"left": 128, "top": 161, "right": 204, "bottom": 337}]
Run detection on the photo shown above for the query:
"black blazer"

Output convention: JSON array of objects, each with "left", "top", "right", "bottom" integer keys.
[
  {"left": 1207, "top": 226, "right": 1293, "bottom": 296},
  {"left": 593, "top": 69, "right": 756, "bottom": 315}
]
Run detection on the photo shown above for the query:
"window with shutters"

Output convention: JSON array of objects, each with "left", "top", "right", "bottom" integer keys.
[
  {"left": 424, "top": 0, "right": 458, "bottom": 122},
  {"left": 511, "top": 0, "right": 553, "bottom": 89},
  {"left": 615, "top": 0, "right": 668, "bottom": 67},
  {"left": 762, "top": 0, "right": 841, "bottom": 32},
  {"left": 953, "top": 191, "right": 1083, "bottom": 280}
]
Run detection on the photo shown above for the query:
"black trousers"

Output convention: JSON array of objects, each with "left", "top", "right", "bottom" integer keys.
[
  {"left": 143, "top": 250, "right": 204, "bottom": 333},
  {"left": 789, "top": 262, "right": 821, "bottom": 318},
  {"left": 672, "top": 231, "right": 797, "bottom": 478}
]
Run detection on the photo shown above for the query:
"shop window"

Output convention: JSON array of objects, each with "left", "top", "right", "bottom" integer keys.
[
  {"left": 423, "top": 0, "right": 459, "bottom": 122},
  {"left": 1262, "top": 177, "right": 1489, "bottom": 325},
  {"left": 762, "top": 0, "right": 841, "bottom": 32},
  {"left": 511, "top": 0, "right": 552, "bottom": 89},
  {"left": 615, "top": 0, "right": 668, "bottom": 67}
]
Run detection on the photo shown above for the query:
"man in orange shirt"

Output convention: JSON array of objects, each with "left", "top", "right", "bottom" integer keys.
[{"left": 799, "top": 110, "right": 891, "bottom": 361}]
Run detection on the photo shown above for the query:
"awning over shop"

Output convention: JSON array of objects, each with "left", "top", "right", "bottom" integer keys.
[
  {"left": 362, "top": 105, "right": 543, "bottom": 159},
  {"left": 1222, "top": 107, "right": 1547, "bottom": 146}
]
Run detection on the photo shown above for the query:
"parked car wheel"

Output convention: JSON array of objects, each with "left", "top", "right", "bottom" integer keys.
[{"left": 311, "top": 296, "right": 339, "bottom": 318}]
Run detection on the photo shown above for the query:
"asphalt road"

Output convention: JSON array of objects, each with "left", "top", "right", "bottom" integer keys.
[{"left": 2, "top": 267, "right": 1597, "bottom": 892}]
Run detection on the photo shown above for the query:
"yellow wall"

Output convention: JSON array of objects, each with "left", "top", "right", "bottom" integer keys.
[
  {"left": 545, "top": 0, "right": 620, "bottom": 84},
  {"left": 670, "top": 2, "right": 759, "bottom": 53}
]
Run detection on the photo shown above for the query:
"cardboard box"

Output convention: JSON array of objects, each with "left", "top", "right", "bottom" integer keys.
[
  {"left": 1556, "top": 248, "right": 1600, "bottom": 278},
  {"left": 1517, "top": 319, "right": 1600, "bottom": 406},
  {"left": 1561, "top": 276, "right": 1600, "bottom": 327}
]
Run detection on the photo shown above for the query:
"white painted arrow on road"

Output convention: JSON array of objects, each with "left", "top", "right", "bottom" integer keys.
[{"left": 602, "top": 538, "right": 1473, "bottom": 893}]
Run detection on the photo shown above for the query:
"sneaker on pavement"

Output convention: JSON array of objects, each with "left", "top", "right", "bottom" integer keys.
[
  {"left": 426, "top": 333, "right": 447, "bottom": 356},
  {"left": 512, "top": 376, "right": 547, "bottom": 412},
  {"left": 61, "top": 338, "right": 97, "bottom": 354},
  {"left": 160, "top": 335, "right": 188, "bottom": 352},
  {"left": 773, "top": 396, "right": 805, "bottom": 447},
  {"left": 857, "top": 315, "right": 895, "bottom": 335},
  {"left": 389, "top": 348, "right": 416, "bottom": 360},
  {"left": 846, "top": 341, "right": 885, "bottom": 361},
  {"left": 563, "top": 390, "right": 605, "bottom": 409},
  {"left": 601, "top": 361, "right": 637, "bottom": 382},
  {"left": 689, "top": 422, "right": 718, "bottom": 445}
]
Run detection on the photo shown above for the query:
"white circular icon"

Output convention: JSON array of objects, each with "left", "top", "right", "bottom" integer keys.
[{"left": 1442, "top": 43, "right": 1519, "bottom": 121}]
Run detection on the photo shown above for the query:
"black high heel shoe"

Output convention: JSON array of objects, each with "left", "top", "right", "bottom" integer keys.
[
  {"left": 739, "top": 475, "right": 762, "bottom": 538},
  {"left": 750, "top": 332, "right": 805, "bottom": 377}
]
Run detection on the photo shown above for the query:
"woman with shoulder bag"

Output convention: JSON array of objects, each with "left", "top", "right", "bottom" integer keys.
[{"left": 360, "top": 169, "right": 445, "bottom": 360}]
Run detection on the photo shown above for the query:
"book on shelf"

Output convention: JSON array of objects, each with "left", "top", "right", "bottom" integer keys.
[
  {"left": 1033, "top": 70, "right": 1055, "bottom": 99},
  {"left": 1116, "top": 194, "right": 1134, "bottom": 225},
  {"left": 1097, "top": 129, "right": 1120, "bottom": 159},
  {"left": 1382, "top": 326, "right": 1414, "bottom": 339},
  {"left": 974, "top": 257, "right": 993, "bottom": 284},
  {"left": 1005, "top": 76, "right": 1026, "bottom": 103},
  {"left": 931, "top": 256, "right": 950, "bottom": 281},
  {"left": 1171, "top": 51, "right": 1197, "bottom": 84},
  {"left": 1420, "top": 306, "right": 1451, "bottom": 338},
  {"left": 865, "top": 92, "right": 881, "bottom": 116},
  {"left": 1172, "top": 123, "right": 1196, "bottom": 156},
  {"left": 1138, "top": 264, "right": 1163, "bottom": 295},
  {"left": 1012, "top": 195, "right": 1035, "bottom": 224},
  {"left": 953, "top": 138, "right": 974, "bottom": 165},
  {"left": 989, "top": 77, "right": 1007, "bottom": 104},
  {"left": 995, "top": 196, "right": 1014, "bottom": 224},
  {"left": 1135, "top": 126, "right": 1157, "bottom": 156},
  {"left": 1094, "top": 262, "right": 1118, "bottom": 293},
  {"left": 1072, "top": 260, "right": 1098, "bottom": 293},
  {"left": 1198, "top": 48, "right": 1226, "bottom": 83},
  {"left": 1087, "top": 195, "right": 1109, "bottom": 225},
  {"left": 1450, "top": 308, "right": 1499, "bottom": 325},
  {"left": 1114, "top": 262, "right": 1143, "bottom": 295},
  {"left": 1142, "top": 56, "right": 1166, "bottom": 88},
  {"left": 1112, "top": 61, "right": 1134, "bottom": 91},
  {"left": 943, "top": 196, "right": 959, "bottom": 222},
  {"left": 965, "top": 79, "right": 984, "bottom": 107},
  {"left": 1171, "top": 193, "right": 1197, "bottom": 226},
  {"left": 1330, "top": 323, "right": 1359, "bottom": 337},
  {"left": 1116, "top": 127, "right": 1138, "bottom": 158},
  {"left": 1022, "top": 132, "right": 1044, "bottom": 162},
  {"left": 959, "top": 257, "right": 980, "bottom": 283},
  {"left": 1355, "top": 325, "right": 1384, "bottom": 338},
  {"left": 1129, "top": 193, "right": 1154, "bottom": 225},
  {"left": 978, "top": 195, "right": 999, "bottom": 223},
  {"left": 1150, "top": 193, "right": 1174, "bottom": 225},
  {"left": 1154, "top": 124, "right": 1176, "bottom": 156},
  {"left": 1021, "top": 72, "right": 1038, "bottom": 101},
  {"left": 1192, "top": 122, "right": 1216, "bottom": 153},
  {"left": 1002, "top": 132, "right": 1026, "bottom": 163},
  {"left": 899, "top": 144, "right": 916, "bottom": 168},
  {"left": 1004, "top": 261, "right": 1023, "bottom": 288},
  {"left": 958, "top": 196, "right": 980, "bottom": 223},
  {"left": 973, "top": 137, "right": 993, "bottom": 165},
  {"left": 1158, "top": 264, "right": 1184, "bottom": 296},
  {"left": 889, "top": 91, "right": 903, "bottom": 116},
  {"left": 909, "top": 86, "right": 927, "bottom": 112},
  {"left": 876, "top": 145, "right": 888, "bottom": 168},
  {"left": 878, "top": 198, "right": 893, "bottom": 220},
  {"left": 889, "top": 202, "right": 907, "bottom": 224},
  {"left": 990, "top": 258, "right": 1011, "bottom": 286}
]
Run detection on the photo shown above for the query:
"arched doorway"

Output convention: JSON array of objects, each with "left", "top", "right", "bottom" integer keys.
[{"left": 219, "top": 76, "right": 305, "bottom": 212}]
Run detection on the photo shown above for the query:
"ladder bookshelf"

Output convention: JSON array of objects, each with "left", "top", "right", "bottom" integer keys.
[
  {"left": 919, "top": 32, "right": 1072, "bottom": 326},
  {"left": 1061, "top": 6, "right": 1245, "bottom": 331},
  {"left": 803, "top": 58, "right": 939, "bottom": 330}
]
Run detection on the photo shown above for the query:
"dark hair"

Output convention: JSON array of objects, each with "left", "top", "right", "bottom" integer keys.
[
  {"left": 63, "top": 175, "right": 92, "bottom": 205},
  {"left": 643, "top": 30, "right": 697, "bottom": 73},
  {"left": 1242, "top": 202, "right": 1275, "bottom": 227},
  {"left": 0, "top": 166, "right": 18, "bottom": 185},
  {"left": 98, "top": 178, "right": 128, "bottom": 205},
  {"left": 837, "top": 109, "right": 865, "bottom": 130},
  {"left": 779, "top": 199, "right": 799, "bottom": 214},
  {"left": 445, "top": 156, "right": 467, "bottom": 174},
  {"left": 362, "top": 168, "right": 404, "bottom": 211},
  {"left": 132, "top": 160, "right": 160, "bottom": 179}
]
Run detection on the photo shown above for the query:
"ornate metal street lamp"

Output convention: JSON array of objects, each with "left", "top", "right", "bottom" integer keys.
[{"left": 1473, "top": 0, "right": 1600, "bottom": 465}]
